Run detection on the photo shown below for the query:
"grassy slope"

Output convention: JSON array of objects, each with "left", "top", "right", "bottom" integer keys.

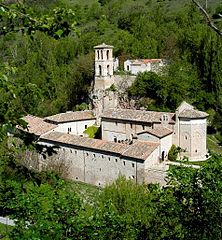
[{"left": 207, "top": 134, "right": 222, "bottom": 155}]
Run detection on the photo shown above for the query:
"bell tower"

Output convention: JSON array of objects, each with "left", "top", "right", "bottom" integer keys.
[{"left": 94, "top": 43, "right": 115, "bottom": 89}]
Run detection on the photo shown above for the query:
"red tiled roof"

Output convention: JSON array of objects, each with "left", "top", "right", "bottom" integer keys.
[
  {"left": 45, "top": 110, "right": 95, "bottom": 123},
  {"left": 21, "top": 115, "right": 57, "bottom": 136},
  {"left": 102, "top": 108, "right": 175, "bottom": 124},
  {"left": 127, "top": 59, "right": 163, "bottom": 65},
  {"left": 40, "top": 132, "right": 159, "bottom": 161},
  {"left": 137, "top": 127, "right": 173, "bottom": 138},
  {"left": 177, "top": 101, "right": 208, "bottom": 119}
]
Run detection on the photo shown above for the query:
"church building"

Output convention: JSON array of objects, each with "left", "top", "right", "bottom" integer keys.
[{"left": 19, "top": 43, "right": 209, "bottom": 186}]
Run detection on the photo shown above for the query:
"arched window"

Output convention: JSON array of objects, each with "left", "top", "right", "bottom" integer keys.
[
  {"left": 106, "top": 50, "right": 109, "bottom": 60},
  {"left": 107, "top": 65, "right": 110, "bottom": 75},
  {"left": 99, "top": 65, "right": 102, "bottom": 75},
  {"left": 101, "top": 50, "right": 103, "bottom": 60},
  {"left": 97, "top": 50, "right": 99, "bottom": 59}
]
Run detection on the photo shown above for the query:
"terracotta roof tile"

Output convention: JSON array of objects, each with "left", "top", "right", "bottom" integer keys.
[
  {"left": 102, "top": 108, "right": 175, "bottom": 124},
  {"left": 177, "top": 101, "right": 208, "bottom": 119},
  {"left": 122, "top": 141, "right": 159, "bottom": 160},
  {"left": 138, "top": 127, "right": 173, "bottom": 138},
  {"left": 179, "top": 109, "right": 208, "bottom": 119},
  {"left": 40, "top": 132, "right": 159, "bottom": 161},
  {"left": 45, "top": 110, "right": 95, "bottom": 123},
  {"left": 21, "top": 115, "right": 57, "bottom": 136},
  {"left": 127, "top": 59, "right": 163, "bottom": 65}
]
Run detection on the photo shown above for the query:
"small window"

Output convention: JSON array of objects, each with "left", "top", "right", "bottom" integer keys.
[
  {"left": 99, "top": 168, "right": 101, "bottom": 171},
  {"left": 195, "top": 149, "right": 198, "bottom": 153},
  {"left": 115, "top": 159, "right": 118, "bottom": 162},
  {"left": 115, "top": 121, "right": 118, "bottom": 126},
  {"left": 127, "top": 65, "right": 130, "bottom": 71},
  {"left": 86, "top": 153, "right": 89, "bottom": 156},
  {"left": 93, "top": 154, "right": 96, "bottom": 158},
  {"left": 108, "top": 157, "right": 111, "bottom": 161},
  {"left": 85, "top": 125, "right": 87, "bottom": 129},
  {"left": 130, "top": 123, "right": 133, "bottom": 129},
  {"left": 70, "top": 150, "right": 72, "bottom": 153},
  {"left": 142, "top": 125, "right": 145, "bottom": 130},
  {"left": 132, "top": 163, "right": 135, "bottom": 168},
  {"left": 76, "top": 177, "right": 78, "bottom": 180},
  {"left": 63, "top": 148, "right": 65, "bottom": 152},
  {"left": 114, "top": 137, "right": 117, "bottom": 143},
  {"left": 102, "top": 155, "right": 104, "bottom": 158},
  {"left": 69, "top": 127, "right": 71, "bottom": 132},
  {"left": 123, "top": 161, "right": 125, "bottom": 166},
  {"left": 131, "top": 175, "right": 135, "bottom": 179},
  {"left": 185, "top": 136, "right": 188, "bottom": 140},
  {"left": 75, "top": 151, "right": 77, "bottom": 155}
]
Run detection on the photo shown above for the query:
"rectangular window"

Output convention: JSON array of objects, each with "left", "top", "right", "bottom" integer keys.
[
  {"left": 93, "top": 154, "right": 95, "bottom": 158},
  {"left": 123, "top": 161, "right": 125, "bottom": 166},
  {"left": 132, "top": 163, "right": 135, "bottom": 168},
  {"left": 142, "top": 125, "right": 145, "bottom": 130},
  {"left": 130, "top": 123, "right": 133, "bottom": 128},
  {"left": 85, "top": 125, "right": 87, "bottom": 129},
  {"left": 115, "top": 159, "right": 118, "bottom": 162}
]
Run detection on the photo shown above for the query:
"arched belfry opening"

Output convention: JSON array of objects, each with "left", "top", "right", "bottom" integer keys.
[
  {"left": 94, "top": 43, "right": 114, "bottom": 78},
  {"left": 106, "top": 50, "right": 109, "bottom": 60},
  {"left": 97, "top": 50, "right": 99, "bottom": 60}
]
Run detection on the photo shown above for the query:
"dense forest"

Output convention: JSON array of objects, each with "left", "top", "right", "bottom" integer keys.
[{"left": 0, "top": 0, "right": 222, "bottom": 239}]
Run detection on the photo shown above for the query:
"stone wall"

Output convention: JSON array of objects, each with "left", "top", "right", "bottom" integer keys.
[{"left": 38, "top": 140, "right": 146, "bottom": 187}]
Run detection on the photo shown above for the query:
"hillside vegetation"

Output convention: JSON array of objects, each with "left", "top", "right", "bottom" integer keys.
[{"left": 0, "top": 1, "right": 222, "bottom": 239}]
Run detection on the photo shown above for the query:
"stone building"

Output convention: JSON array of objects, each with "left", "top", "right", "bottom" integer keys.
[
  {"left": 124, "top": 59, "right": 167, "bottom": 75},
  {"left": 38, "top": 131, "right": 160, "bottom": 187},
  {"left": 93, "top": 43, "right": 119, "bottom": 90},
  {"left": 44, "top": 110, "right": 96, "bottom": 136},
  {"left": 19, "top": 43, "right": 209, "bottom": 187}
]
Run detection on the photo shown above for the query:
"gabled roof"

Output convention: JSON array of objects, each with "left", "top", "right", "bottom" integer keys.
[
  {"left": 40, "top": 132, "right": 159, "bottom": 161},
  {"left": 94, "top": 43, "right": 114, "bottom": 49},
  {"left": 45, "top": 110, "right": 96, "bottom": 124},
  {"left": 177, "top": 101, "right": 208, "bottom": 119},
  {"left": 121, "top": 141, "right": 159, "bottom": 160},
  {"left": 137, "top": 127, "right": 173, "bottom": 138},
  {"left": 102, "top": 108, "right": 175, "bottom": 124},
  {"left": 125, "top": 59, "right": 163, "bottom": 65},
  {"left": 21, "top": 115, "right": 57, "bottom": 136}
]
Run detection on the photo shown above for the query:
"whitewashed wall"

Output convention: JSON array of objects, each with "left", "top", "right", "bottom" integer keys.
[{"left": 55, "top": 119, "right": 96, "bottom": 135}]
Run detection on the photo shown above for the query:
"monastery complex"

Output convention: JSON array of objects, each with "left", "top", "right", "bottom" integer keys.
[{"left": 21, "top": 43, "right": 209, "bottom": 187}]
